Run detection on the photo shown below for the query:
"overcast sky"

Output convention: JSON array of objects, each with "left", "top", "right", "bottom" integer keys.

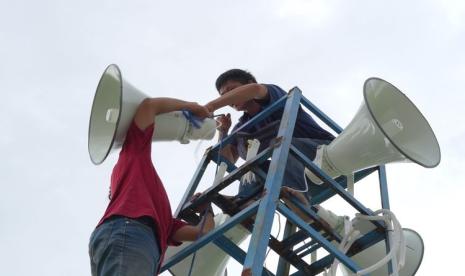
[{"left": 1, "top": 0, "right": 464, "bottom": 275}]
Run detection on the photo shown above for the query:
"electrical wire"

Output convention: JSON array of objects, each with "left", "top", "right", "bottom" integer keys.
[
  {"left": 328, "top": 209, "right": 406, "bottom": 276},
  {"left": 194, "top": 117, "right": 224, "bottom": 163}
]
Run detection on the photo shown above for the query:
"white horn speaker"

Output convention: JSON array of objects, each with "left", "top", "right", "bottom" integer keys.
[
  {"left": 164, "top": 213, "right": 250, "bottom": 276},
  {"left": 341, "top": 222, "right": 424, "bottom": 276},
  {"left": 88, "top": 64, "right": 216, "bottom": 165},
  {"left": 305, "top": 77, "right": 441, "bottom": 184}
]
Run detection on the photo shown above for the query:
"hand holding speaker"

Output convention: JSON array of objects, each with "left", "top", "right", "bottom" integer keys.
[{"left": 187, "top": 102, "right": 211, "bottom": 119}]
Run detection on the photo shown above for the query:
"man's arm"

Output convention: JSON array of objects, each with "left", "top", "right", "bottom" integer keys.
[
  {"left": 171, "top": 209, "right": 215, "bottom": 242},
  {"left": 218, "top": 130, "right": 239, "bottom": 164},
  {"left": 205, "top": 83, "right": 268, "bottom": 113},
  {"left": 134, "top": 97, "right": 211, "bottom": 130},
  {"left": 216, "top": 113, "right": 239, "bottom": 164}
]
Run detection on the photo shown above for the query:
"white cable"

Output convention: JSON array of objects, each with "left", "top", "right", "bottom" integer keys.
[
  {"left": 354, "top": 210, "right": 406, "bottom": 276},
  {"left": 328, "top": 216, "right": 360, "bottom": 276},
  {"left": 193, "top": 120, "right": 224, "bottom": 163},
  {"left": 328, "top": 209, "right": 406, "bottom": 276},
  {"left": 347, "top": 174, "right": 355, "bottom": 196}
]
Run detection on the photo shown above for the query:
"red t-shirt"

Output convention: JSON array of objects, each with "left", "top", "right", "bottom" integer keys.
[{"left": 97, "top": 121, "right": 187, "bottom": 267}]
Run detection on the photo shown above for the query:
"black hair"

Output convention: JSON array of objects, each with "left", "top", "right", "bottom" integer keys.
[{"left": 215, "top": 69, "right": 257, "bottom": 91}]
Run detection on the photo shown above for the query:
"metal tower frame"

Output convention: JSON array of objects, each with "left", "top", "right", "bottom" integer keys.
[{"left": 161, "top": 87, "right": 394, "bottom": 276}]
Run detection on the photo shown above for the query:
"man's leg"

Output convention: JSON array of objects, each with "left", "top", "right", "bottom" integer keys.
[
  {"left": 89, "top": 217, "right": 160, "bottom": 276},
  {"left": 280, "top": 187, "right": 314, "bottom": 223},
  {"left": 280, "top": 187, "right": 346, "bottom": 234}
]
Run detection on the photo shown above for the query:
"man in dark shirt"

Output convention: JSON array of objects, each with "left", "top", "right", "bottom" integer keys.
[
  {"left": 89, "top": 98, "right": 215, "bottom": 276},
  {"left": 205, "top": 69, "right": 344, "bottom": 232}
]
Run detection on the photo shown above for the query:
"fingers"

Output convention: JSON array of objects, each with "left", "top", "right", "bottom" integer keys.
[
  {"left": 190, "top": 192, "right": 202, "bottom": 202},
  {"left": 200, "top": 106, "right": 212, "bottom": 118},
  {"left": 190, "top": 103, "right": 211, "bottom": 119},
  {"left": 216, "top": 113, "right": 232, "bottom": 132},
  {"left": 225, "top": 113, "right": 231, "bottom": 122},
  {"left": 218, "top": 113, "right": 231, "bottom": 120}
]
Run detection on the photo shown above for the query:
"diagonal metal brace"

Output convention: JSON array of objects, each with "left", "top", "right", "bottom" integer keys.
[{"left": 161, "top": 200, "right": 260, "bottom": 272}]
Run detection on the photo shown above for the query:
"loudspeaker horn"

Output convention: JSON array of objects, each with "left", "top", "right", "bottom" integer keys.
[
  {"left": 88, "top": 64, "right": 216, "bottom": 165},
  {"left": 305, "top": 77, "right": 441, "bottom": 184},
  {"left": 341, "top": 217, "right": 424, "bottom": 276}
]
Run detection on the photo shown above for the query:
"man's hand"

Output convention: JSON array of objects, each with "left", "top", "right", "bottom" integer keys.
[
  {"left": 188, "top": 102, "right": 211, "bottom": 119},
  {"left": 216, "top": 113, "right": 232, "bottom": 134},
  {"left": 190, "top": 192, "right": 213, "bottom": 214},
  {"left": 241, "top": 268, "right": 252, "bottom": 276},
  {"left": 204, "top": 103, "right": 215, "bottom": 114},
  {"left": 172, "top": 193, "right": 215, "bottom": 241}
]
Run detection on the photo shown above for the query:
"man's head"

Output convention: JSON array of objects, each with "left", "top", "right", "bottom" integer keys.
[
  {"left": 215, "top": 69, "right": 257, "bottom": 93},
  {"left": 215, "top": 69, "right": 261, "bottom": 113}
]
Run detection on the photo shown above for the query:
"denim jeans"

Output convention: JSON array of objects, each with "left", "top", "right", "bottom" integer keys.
[{"left": 89, "top": 216, "right": 160, "bottom": 276}]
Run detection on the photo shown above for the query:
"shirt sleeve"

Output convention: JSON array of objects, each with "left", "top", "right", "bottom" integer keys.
[
  {"left": 167, "top": 218, "right": 189, "bottom": 246},
  {"left": 121, "top": 121, "right": 155, "bottom": 154},
  {"left": 255, "top": 84, "right": 287, "bottom": 108}
]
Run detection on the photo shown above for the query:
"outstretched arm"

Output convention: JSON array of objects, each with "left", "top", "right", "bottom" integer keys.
[
  {"left": 205, "top": 83, "right": 268, "bottom": 113},
  {"left": 217, "top": 113, "right": 239, "bottom": 164},
  {"left": 171, "top": 193, "right": 216, "bottom": 242},
  {"left": 171, "top": 209, "right": 215, "bottom": 242},
  {"left": 134, "top": 98, "right": 211, "bottom": 130}
]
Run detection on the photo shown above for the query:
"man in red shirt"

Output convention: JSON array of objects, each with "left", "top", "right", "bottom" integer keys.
[{"left": 89, "top": 97, "right": 215, "bottom": 276}]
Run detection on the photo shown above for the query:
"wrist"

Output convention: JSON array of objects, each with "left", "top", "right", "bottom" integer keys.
[
  {"left": 205, "top": 102, "right": 216, "bottom": 113},
  {"left": 218, "top": 130, "right": 229, "bottom": 139},
  {"left": 204, "top": 205, "right": 214, "bottom": 215},
  {"left": 185, "top": 101, "right": 197, "bottom": 111}
]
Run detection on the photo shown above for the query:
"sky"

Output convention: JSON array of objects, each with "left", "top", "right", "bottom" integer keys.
[{"left": 0, "top": 0, "right": 464, "bottom": 275}]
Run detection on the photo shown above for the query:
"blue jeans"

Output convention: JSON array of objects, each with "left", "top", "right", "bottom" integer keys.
[{"left": 89, "top": 216, "right": 160, "bottom": 276}]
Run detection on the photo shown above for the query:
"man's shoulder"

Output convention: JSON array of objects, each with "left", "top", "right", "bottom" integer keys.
[
  {"left": 255, "top": 84, "right": 286, "bottom": 107},
  {"left": 262, "top": 83, "right": 286, "bottom": 93},
  {"left": 261, "top": 84, "right": 287, "bottom": 99},
  {"left": 120, "top": 121, "right": 154, "bottom": 153}
]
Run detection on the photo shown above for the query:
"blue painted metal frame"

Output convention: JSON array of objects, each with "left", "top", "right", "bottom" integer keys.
[
  {"left": 242, "top": 88, "right": 303, "bottom": 275},
  {"left": 277, "top": 202, "right": 360, "bottom": 273},
  {"left": 161, "top": 200, "right": 260, "bottom": 272},
  {"left": 289, "top": 144, "right": 375, "bottom": 217},
  {"left": 276, "top": 221, "right": 296, "bottom": 276},
  {"left": 378, "top": 165, "right": 394, "bottom": 274},
  {"left": 166, "top": 87, "right": 393, "bottom": 276},
  {"left": 300, "top": 96, "right": 343, "bottom": 134},
  {"left": 179, "top": 145, "right": 276, "bottom": 214},
  {"left": 290, "top": 229, "right": 385, "bottom": 276},
  {"left": 303, "top": 96, "right": 392, "bottom": 264},
  {"left": 174, "top": 151, "right": 210, "bottom": 217},
  {"left": 214, "top": 235, "right": 275, "bottom": 276},
  {"left": 308, "top": 167, "right": 377, "bottom": 205},
  {"left": 175, "top": 94, "right": 287, "bottom": 216},
  {"left": 285, "top": 195, "right": 343, "bottom": 242}
]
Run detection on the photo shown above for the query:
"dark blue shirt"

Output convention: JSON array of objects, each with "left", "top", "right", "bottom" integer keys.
[{"left": 231, "top": 84, "right": 334, "bottom": 159}]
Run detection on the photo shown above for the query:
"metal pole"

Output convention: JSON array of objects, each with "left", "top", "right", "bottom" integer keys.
[
  {"left": 378, "top": 165, "right": 397, "bottom": 275},
  {"left": 276, "top": 220, "right": 296, "bottom": 276},
  {"left": 242, "top": 88, "right": 302, "bottom": 275}
]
